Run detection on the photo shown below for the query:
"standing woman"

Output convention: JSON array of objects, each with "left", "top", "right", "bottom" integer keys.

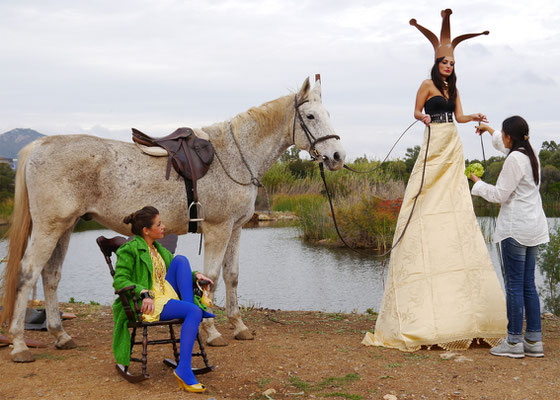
[
  {"left": 470, "top": 116, "right": 549, "bottom": 358},
  {"left": 112, "top": 206, "right": 214, "bottom": 392},
  {"left": 364, "top": 9, "right": 507, "bottom": 351}
]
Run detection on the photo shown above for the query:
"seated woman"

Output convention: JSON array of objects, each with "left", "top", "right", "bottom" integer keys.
[{"left": 112, "top": 206, "right": 214, "bottom": 393}]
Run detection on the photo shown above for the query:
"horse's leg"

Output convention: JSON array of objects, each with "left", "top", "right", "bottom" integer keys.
[
  {"left": 200, "top": 222, "right": 232, "bottom": 347},
  {"left": 222, "top": 226, "right": 253, "bottom": 340},
  {"left": 9, "top": 224, "right": 69, "bottom": 362},
  {"left": 41, "top": 227, "right": 77, "bottom": 350}
]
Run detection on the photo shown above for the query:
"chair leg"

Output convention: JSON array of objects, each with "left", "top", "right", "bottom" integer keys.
[
  {"left": 163, "top": 324, "right": 180, "bottom": 369},
  {"left": 129, "top": 327, "right": 137, "bottom": 361},
  {"left": 196, "top": 333, "right": 211, "bottom": 369},
  {"left": 141, "top": 326, "right": 148, "bottom": 377},
  {"left": 169, "top": 324, "right": 180, "bottom": 364},
  {"left": 192, "top": 332, "right": 214, "bottom": 375},
  {"left": 128, "top": 327, "right": 138, "bottom": 374}
]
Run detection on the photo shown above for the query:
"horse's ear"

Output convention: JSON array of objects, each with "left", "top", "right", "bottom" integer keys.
[
  {"left": 311, "top": 79, "right": 322, "bottom": 100},
  {"left": 297, "top": 77, "right": 311, "bottom": 101}
]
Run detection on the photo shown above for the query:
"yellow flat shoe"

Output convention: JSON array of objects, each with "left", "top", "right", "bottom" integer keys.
[{"left": 174, "top": 371, "right": 206, "bottom": 393}]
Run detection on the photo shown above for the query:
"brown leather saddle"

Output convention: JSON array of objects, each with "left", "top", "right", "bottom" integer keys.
[
  {"left": 132, "top": 127, "right": 214, "bottom": 182},
  {"left": 132, "top": 127, "right": 214, "bottom": 232}
]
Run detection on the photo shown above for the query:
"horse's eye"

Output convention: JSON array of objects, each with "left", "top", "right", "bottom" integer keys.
[{"left": 306, "top": 114, "right": 315, "bottom": 120}]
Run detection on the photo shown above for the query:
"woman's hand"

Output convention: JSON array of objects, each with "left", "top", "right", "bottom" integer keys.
[
  {"left": 195, "top": 272, "right": 214, "bottom": 286},
  {"left": 469, "top": 173, "right": 481, "bottom": 183},
  {"left": 141, "top": 297, "right": 154, "bottom": 315},
  {"left": 475, "top": 123, "right": 494, "bottom": 136},
  {"left": 471, "top": 113, "right": 488, "bottom": 123},
  {"left": 420, "top": 114, "right": 431, "bottom": 126}
]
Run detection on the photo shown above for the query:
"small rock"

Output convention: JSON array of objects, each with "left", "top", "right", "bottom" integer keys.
[
  {"left": 263, "top": 388, "right": 276, "bottom": 396},
  {"left": 454, "top": 355, "right": 473, "bottom": 362},
  {"left": 383, "top": 395, "right": 398, "bottom": 400},
  {"left": 513, "top": 376, "right": 519, "bottom": 381},
  {"left": 440, "top": 352, "right": 458, "bottom": 360},
  {"left": 543, "top": 312, "right": 554, "bottom": 319}
]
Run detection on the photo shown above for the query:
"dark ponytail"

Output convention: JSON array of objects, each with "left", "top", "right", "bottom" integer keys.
[
  {"left": 502, "top": 116, "right": 539, "bottom": 185},
  {"left": 123, "top": 206, "right": 160, "bottom": 236},
  {"left": 431, "top": 57, "right": 457, "bottom": 107}
]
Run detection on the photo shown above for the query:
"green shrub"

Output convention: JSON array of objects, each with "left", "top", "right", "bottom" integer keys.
[
  {"left": 538, "top": 224, "right": 560, "bottom": 316},
  {"left": 0, "top": 197, "right": 14, "bottom": 220}
]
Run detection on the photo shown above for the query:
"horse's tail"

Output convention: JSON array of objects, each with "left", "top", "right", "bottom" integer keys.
[{"left": 0, "top": 142, "right": 35, "bottom": 328}]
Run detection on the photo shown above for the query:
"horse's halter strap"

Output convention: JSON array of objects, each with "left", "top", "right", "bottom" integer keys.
[{"left": 292, "top": 95, "right": 340, "bottom": 161}]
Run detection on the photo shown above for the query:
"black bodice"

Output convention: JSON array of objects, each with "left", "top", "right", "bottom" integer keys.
[{"left": 424, "top": 96, "right": 455, "bottom": 115}]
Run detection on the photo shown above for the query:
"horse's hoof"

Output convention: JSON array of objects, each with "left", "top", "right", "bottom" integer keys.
[
  {"left": 11, "top": 350, "right": 35, "bottom": 363},
  {"left": 207, "top": 336, "right": 228, "bottom": 347},
  {"left": 56, "top": 338, "right": 77, "bottom": 350},
  {"left": 235, "top": 329, "right": 254, "bottom": 341}
]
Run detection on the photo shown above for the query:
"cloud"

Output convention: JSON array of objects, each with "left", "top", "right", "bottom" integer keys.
[{"left": 0, "top": 0, "right": 559, "bottom": 160}]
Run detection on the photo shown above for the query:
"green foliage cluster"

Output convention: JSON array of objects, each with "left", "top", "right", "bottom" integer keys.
[
  {"left": 540, "top": 141, "right": 560, "bottom": 200},
  {"left": 0, "top": 164, "right": 15, "bottom": 202},
  {"left": 538, "top": 224, "right": 560, "bottom": 316},
  {"left": 0, "top": 197, "right": 13, "bottom": 221}
]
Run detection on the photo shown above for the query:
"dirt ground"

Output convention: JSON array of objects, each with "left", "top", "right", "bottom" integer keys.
[{"left": 0, "top": 303, "right": 559, "bottom": 400}]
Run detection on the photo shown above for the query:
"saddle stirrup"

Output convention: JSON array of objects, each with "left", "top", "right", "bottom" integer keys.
[{"left": 188, "top": 201, "right": 205, "bottom": 223}]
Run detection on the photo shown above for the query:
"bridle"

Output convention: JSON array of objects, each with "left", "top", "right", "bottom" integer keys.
[
  {"left": 292, "top": 95, "right": 340, "bottom": 161},
  {"left": 214, "top": 93, "right": 342, "bottom": 189}
]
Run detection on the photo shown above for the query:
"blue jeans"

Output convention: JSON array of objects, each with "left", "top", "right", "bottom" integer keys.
[{"left": 501, "top": 237, "right": 542, "bottom": 343}]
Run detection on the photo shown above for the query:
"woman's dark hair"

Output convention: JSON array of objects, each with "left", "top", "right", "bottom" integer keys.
[
  {"left": 123, "top": 206, "right": 160, "bottom": 236},
  {"left": 502, "top": 116, "right": 539, "bottom": 184},
  {"left": 431, "top": 57, "right": 457, "bottom": 107}
]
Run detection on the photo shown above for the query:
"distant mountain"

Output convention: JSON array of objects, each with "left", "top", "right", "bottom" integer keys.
[{"left": 0, "top": 128, "right": 46, "bottom": 159}]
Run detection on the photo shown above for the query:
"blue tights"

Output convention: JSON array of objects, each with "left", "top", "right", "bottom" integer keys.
[{"left": 160, "top": 255, "right": 213, "bottom": 385}]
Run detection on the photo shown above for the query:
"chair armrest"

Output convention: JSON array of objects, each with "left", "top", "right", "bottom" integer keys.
[
  {"left": 114, "top": 285, "right": 136, "bottom": 296},
  {"left": 114, "top": 285, "right": 142, "bottom": 323}
]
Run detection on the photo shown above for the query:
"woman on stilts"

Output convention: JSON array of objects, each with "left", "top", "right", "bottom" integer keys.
[{"left": 364, "top": 9, "right": 507, "bottom": 351}]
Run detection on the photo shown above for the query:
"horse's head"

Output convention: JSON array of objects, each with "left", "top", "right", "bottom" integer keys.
[{"left": 293, "top": 77, "right": 346, "bottom": 171}]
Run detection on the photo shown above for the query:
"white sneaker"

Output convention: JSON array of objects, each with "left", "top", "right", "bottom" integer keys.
[
  {"left": 490, "top": 339, "right": 524, "bottom": 359},
  {"left": 523, "top": 339, "right": 544, "bottom": 358}
]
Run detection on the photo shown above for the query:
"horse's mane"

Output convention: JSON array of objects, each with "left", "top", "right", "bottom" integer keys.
[
  {"left": 232, "top": 94, "right": 293, "bottom": 137},
  {"left": 203, "top": 91, "right": 304, "bottom": 147}
]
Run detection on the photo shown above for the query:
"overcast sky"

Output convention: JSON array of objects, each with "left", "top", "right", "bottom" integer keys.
[{"left": 1, "top": 0, "right": 558, "bottom": 161}]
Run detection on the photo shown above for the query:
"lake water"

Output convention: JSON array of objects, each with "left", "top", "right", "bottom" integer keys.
[{"left": 0, "top": 218, "right": 558, "bottom": 313}]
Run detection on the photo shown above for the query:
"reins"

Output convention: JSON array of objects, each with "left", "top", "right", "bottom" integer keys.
[
  {"left": 319, "top": 123, "right": 431, "bottom": 258},
  {"left": 477, "top": 123, "right": 505, "bottom": 278},
  {"left": 342, "top": 120, "right": 420, "bottom": 174}
]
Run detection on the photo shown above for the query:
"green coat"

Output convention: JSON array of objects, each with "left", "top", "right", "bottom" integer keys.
[{"left": 112, "top": 236, "right": 196, "bottom": 366}]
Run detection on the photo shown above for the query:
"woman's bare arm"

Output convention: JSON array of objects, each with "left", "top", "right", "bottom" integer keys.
[
  {"left": 454, "top": 90, "right": 487, "bottom": 123},
  {"left": 415, "top": 80, "right": 432, "bottom": 125}
]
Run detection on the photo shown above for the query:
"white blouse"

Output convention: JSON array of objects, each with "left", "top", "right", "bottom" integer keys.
[{"left": 471, "top": 130, "right": 549, "bottom": 246}]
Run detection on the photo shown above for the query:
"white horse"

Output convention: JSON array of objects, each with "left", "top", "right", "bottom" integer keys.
[{"left": 0, "top": 77, "right": 345, "bottom": 362}]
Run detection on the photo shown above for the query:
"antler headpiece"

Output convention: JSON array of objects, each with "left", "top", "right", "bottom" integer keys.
[{"left": 410, "top": 9, "right": 489, "bottom": 59}]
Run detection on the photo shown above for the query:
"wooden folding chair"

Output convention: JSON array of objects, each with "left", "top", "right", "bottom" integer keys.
[{"left": 96, "top": 235, "right": 214, "bottom": 383}]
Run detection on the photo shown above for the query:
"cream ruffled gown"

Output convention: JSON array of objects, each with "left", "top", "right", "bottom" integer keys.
[{"left": 363, "top": 122, "right": 507, "bottom": 351}]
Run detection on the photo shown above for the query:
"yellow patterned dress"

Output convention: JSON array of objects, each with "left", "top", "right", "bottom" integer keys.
[{"left": 142, "top": 246, "right": 180, "bottom": 322}]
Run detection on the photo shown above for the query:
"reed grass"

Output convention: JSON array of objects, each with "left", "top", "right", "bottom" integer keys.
[{"left": 267, "top": 166, "right": 406, "bottom": 250}]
